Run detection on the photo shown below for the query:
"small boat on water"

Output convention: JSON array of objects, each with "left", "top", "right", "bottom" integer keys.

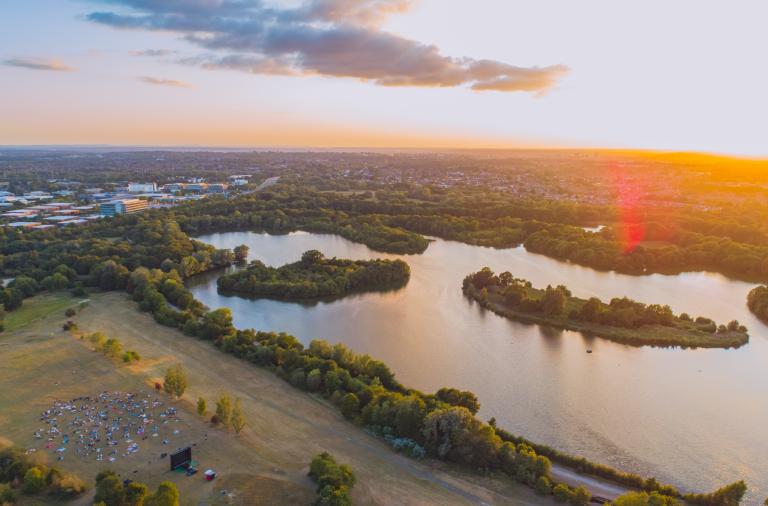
[{"left": 586, "top": 349, "right": 593, "bottom": 354}]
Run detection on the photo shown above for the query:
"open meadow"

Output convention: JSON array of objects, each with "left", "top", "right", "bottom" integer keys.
[{"left": 0, "top": 292, "right": 548, "bottom": 505}]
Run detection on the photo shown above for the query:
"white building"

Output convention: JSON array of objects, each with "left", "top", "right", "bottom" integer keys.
[{"left": 128, "top": 182, "right": 158, "bottom": 193}]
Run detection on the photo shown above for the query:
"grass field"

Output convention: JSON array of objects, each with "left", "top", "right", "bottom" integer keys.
[
  {"left": 0, "top": 292, "right": 548, "bottom": 506},
  {"left": 2, "top": 292, "right": 84, "bottom": 333}
]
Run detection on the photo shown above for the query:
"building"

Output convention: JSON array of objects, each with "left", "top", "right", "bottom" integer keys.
[
  {"left": 7, "top": 221, "right": 41, "bottom": 228},
  {"left": 100, "top": 199, "right": 149, "bottom": 217},
  {"left": 128, "top": 182, "right": 157, "bottom": 193}
]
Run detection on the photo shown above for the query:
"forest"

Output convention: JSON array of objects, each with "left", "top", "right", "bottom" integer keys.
[
  {"left": 162, "top": 181, "right": 768, "bottom": 282},
  {"left": 217, "top": 250, "right": 410, "bottom": 299},
  {"left": 462, "top": 268, "right": 749, "bottom": 348}
]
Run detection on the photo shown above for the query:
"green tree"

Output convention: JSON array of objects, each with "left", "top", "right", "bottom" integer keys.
[
  {"left": 145, "top": 481, "right": 179, "bottom": 506},
  {"left": 94, "top": 472, "right": 124, "bottom": 505},
  {"left": 125, "top": 481, "right": 149, "bottom": 506},
  {"left": 22, "top": 466, "right": 46, "bottom": 494},
  {"left": 164, "top": 364, "right": 188, "bottom": 399},
  {"left": 103, "top": 338, "right": 123, "bottom": 358},
  {"left": 9, "top": 276, "right": 38, "bottom": 297},
  {"left": 231, "top": 398, "right": 246, "bottom": 434},
  {"left": 215, "top": 393, "right": 232, "bottom": 427},
  {"left": 339, "top": 393, "right": 359, "bottom": 419},
  {"left": 613, "top": 491, "right": 681, "bottom": 506},
  {"left": 570, "top": 485, "right": 591, "bottom": 506},
  {"left": 307, "top": 368, "right": 323, "bottom": 392},
  {"left": 541, "top": 285, "right": 567, "bottom": 316},
  {"left": 41, "top": 273, "right": 70, "bottom": 291},
  {"left": 1, "top": 288, "right": 23, "bottom": 311},
  {"left": 122, "top": 350, "right": 141, "bottom": 363},
  {"left": 196, "top": 397, "right": 206, "bottom": 417},
  {"left": 233, "top": 244, "right": 249, "bottom": 263}
]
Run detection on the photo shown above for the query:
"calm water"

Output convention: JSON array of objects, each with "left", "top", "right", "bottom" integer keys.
[{"left": 188, "top": 231, "right": 768, "bottom": 498}]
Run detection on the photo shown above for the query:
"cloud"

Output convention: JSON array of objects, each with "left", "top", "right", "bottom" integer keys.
[
  {"left": 129, "top": 49, "right": 177, "bottom": 57},
  {"left": 86, "top": 0, "right": 567, "bottom": 93},
  {"left": 138, "top": 76, "right": 192, "bottom": 88},
  {"left": 3, "top": 57, "right": 75, "bottom": 72}
]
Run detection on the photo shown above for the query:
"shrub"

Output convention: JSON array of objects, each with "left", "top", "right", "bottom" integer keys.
[{"left": 22, "top": 467, "right": 46, "bottom": 494}]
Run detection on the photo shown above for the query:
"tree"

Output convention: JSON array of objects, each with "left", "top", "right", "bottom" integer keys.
[
  {"left": 307, "top": 368, "right": 323, "bottom": 391},
  {"left": 10, "top": 276, "right": 38, "bottom": 297},
  {"left": 435, "top": 387, "right": 480, "bottom": 414},
  {"left": 613, "top": 491, "right": 681, "bottom": 506},
  {"left": 571, "top": 485, "right": 591, "bottom": 506},
  {"left": 421, "top": 406, "right": 502, "bottom": 468},
  {"left": 22, "top": 466, "right": 46, "bottom": 494},
  {"left": 339, "top": 393, "right": 359, "bottom": 419},
  {"left": 41, "top": 273, "right": 69, "bottom": 291},
  {"left": 1, "top": 288, "right": 23, "bottom": 311},
  {"left": 164, "top": 364, "right": 188, "bottom": 399},
  {"left": 103, "top": 338, "right": 123, "bottom": 358},
  {"left": 94, "top": 472, "right": 124, "bottom": 505},
  {"left": 308, "top": 452, "right": 355, "bottom": 506},
  {"left": 145, "top": 481, "right": 179, "bottom": 506},
  {"left": 541, "top": 285, "right": 567, "bottom": 316},
  {"left": 231, "top": 398, "right": 246, "bottom": 434},
  {"left": 196, "top": 397, "right": 206, "bottom": 417},
  {"left": 215, "top": 393, "right": 232, "bottom": 427},
  {"left": 199, "top": 308, "right": 235, "bottom": 341},
  {"left": 684, "top": 481, "right": 747, "bottom": 506},
  {"left": 125, "top": 481, "right": 149, "bottom": 506},
  {"left": 122, "top": 350, "right": 141, "bottom": 363},
  {"left": 233, "top": 244, "right": 249, "bottom": 263}
]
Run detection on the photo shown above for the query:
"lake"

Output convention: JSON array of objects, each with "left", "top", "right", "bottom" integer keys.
[{"left": 188, "top": 231, "right": 768, "bottom": 499}]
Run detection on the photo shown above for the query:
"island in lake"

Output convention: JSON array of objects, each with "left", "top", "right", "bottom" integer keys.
[
  {"left": 463, "top": 268, "right": 749, "bottom": 348},
  {"left": 747, "top": 285, "right": 768, "bottom": 324},
  {"left": 217, "top": 249, "right": 410, "bottom": 299}
]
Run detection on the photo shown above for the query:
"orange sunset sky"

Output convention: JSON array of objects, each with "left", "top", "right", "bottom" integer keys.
[{"left": 1, "top": 0, "right": 767, "bottom": 156}]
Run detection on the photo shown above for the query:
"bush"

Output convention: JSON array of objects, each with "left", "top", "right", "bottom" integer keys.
[
  {"left": 22, "top": 467, "right": 46, "bottom": 494},
  {"left": 308, "top": 452, "right": 355, "bottom": 506},
  {"left": 65, "top": 307, "right": 76, "bottom": 317}
]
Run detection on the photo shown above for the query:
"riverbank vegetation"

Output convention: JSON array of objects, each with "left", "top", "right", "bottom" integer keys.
[
  {"left": 747, "top": 285, "right": 768, "bottom": 324},
  {"left": 462, "top": 268, "right": 749, "bottom": 348},
  {"left": 119, "top": 255, "right": 750, "bottom": 503},
  {"left": 217, "top": 250, "right": 410, "bottom": 299}
]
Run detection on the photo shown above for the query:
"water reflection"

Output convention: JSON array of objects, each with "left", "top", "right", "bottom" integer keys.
[{"left": 188, "top": 231, "right": 768, "bottom": 499}]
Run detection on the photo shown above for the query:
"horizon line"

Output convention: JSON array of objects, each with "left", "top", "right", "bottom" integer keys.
[{"left": 1, "top": 144, "right": 767, "bottom": 161}]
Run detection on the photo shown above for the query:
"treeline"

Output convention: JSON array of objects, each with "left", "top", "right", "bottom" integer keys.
[
  {"left": 0, "top": 447, "right": 86, "bottom": 503},
  {"left": 524, "top": 224, "right": 768, "bottom": 282},
  {"left": 165, "top": 184, "right": 768, "bottom": 281},
  {"left": 747, "top": 285, "right": 768, "bottom": 323},
  {"left": 217, "top": 250, "right": 410, "bottom": 299},
  {"left": 81, "top": 332, "right": 141, "bottom": 363},
  {"left": 0, "top": 216, "right": 239, "bottom": 315},
  {"left": 463, "top": 268, "right": 749, "bottom": 348},
  {"left": 94, "top": 470, "right": 179, "bottom": 506}
]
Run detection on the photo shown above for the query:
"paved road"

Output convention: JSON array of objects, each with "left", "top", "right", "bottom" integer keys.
[
  {"left": 551, "top": 464, "right": 629, "bottom": 500},
  {"left": 252, "top": 176, "right": 280, "bottom": 192}
]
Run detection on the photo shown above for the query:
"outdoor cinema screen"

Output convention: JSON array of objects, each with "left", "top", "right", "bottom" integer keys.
[{"left": 170, "top": 446, "right": 192, "bottom": 471}]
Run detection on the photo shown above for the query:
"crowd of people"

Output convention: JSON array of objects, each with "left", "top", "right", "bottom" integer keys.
[{"left": 32, "top": 391, "right": 183, "bottom": 464}]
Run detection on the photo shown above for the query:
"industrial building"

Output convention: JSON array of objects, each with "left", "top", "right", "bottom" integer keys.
[
  {"left": 99, "top": 198, "right": 149, "bottom": 217},
  {"left": 128, "top": 182, "right": 158, "bottom": 193}
]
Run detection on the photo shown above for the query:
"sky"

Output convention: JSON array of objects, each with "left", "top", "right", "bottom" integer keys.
[{"left": 1, "top": 0, "right": 767, "bottom": 156}]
